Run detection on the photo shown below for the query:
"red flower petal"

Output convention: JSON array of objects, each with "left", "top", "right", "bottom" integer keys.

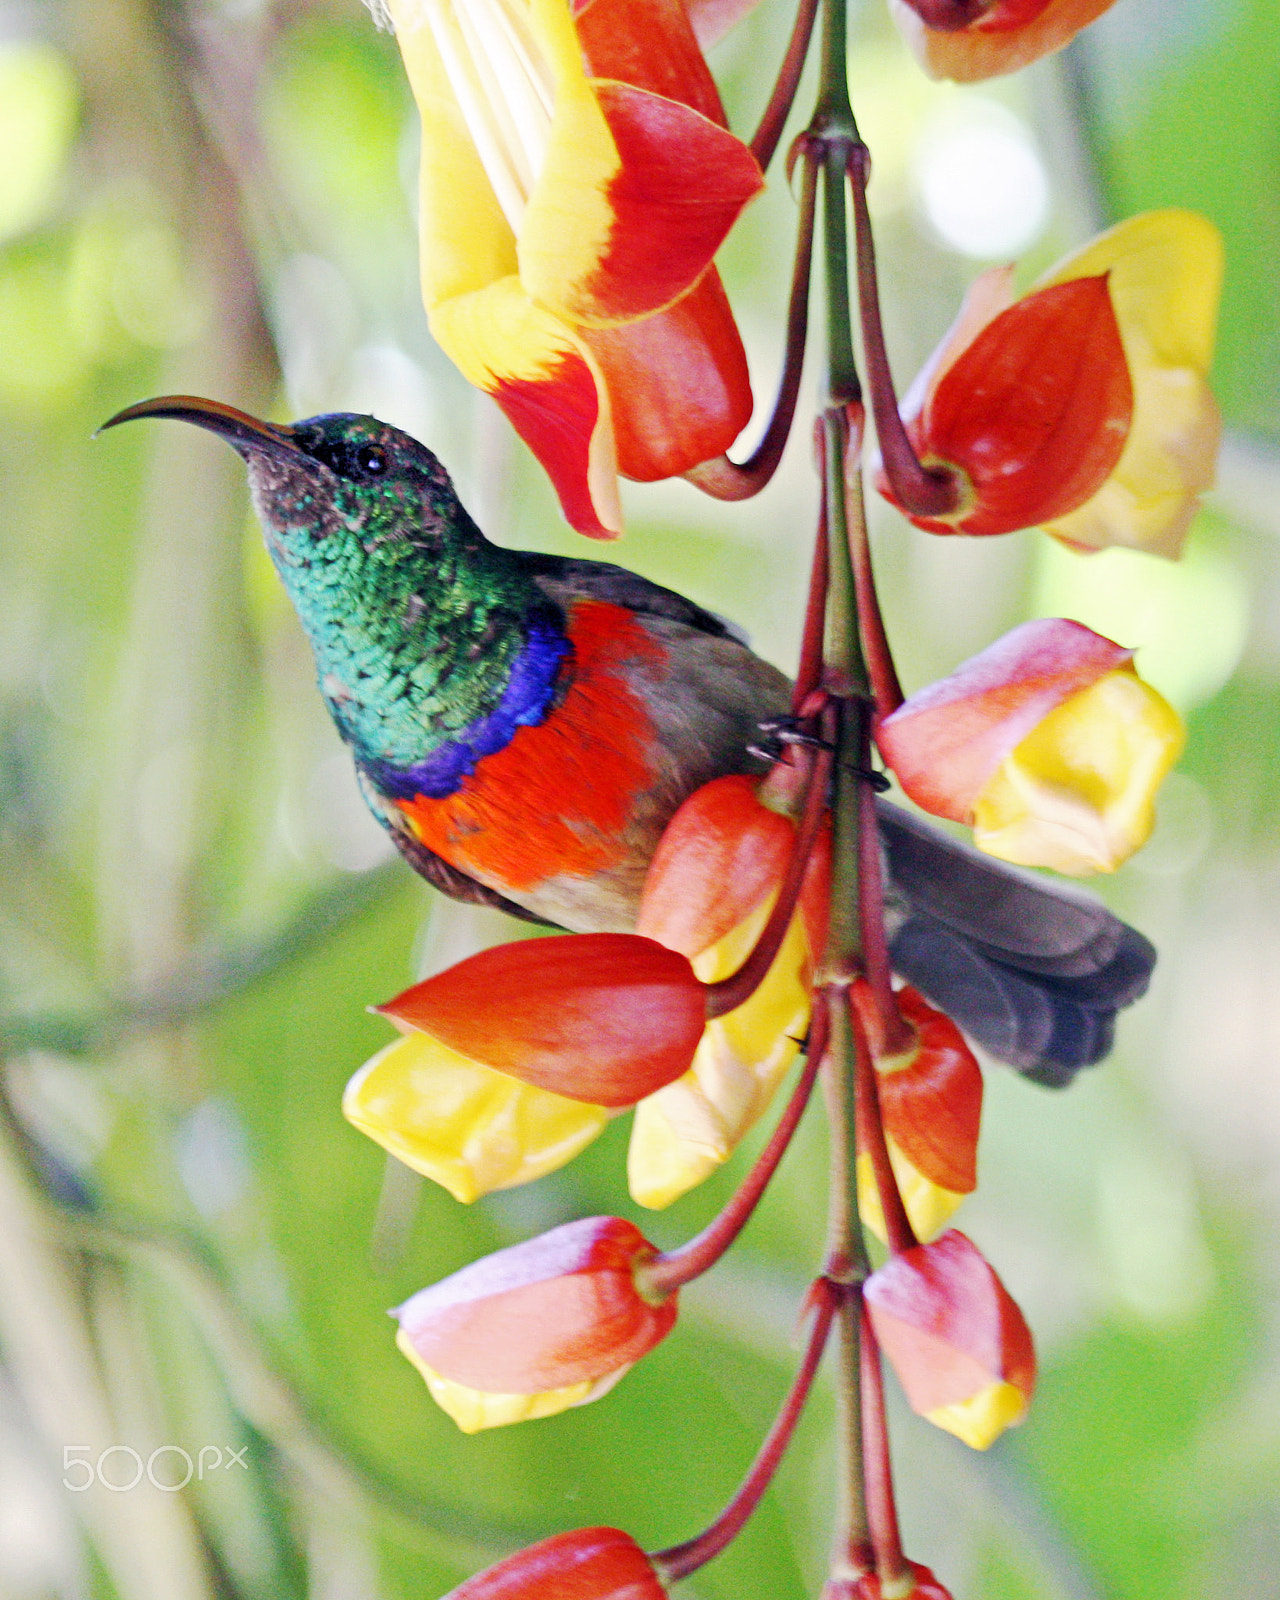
[
  {"left": 860, "top": 987, "right": 983, "bottom": 1193},
  {"left": 490, "top": 345, "right": 621, "bottom": 539},
  {"left": 445, "top": 1527, "right": 666, "bottom": 1600},
  {"left": 396, "top": 1217, "right": 676, "bottom": 1393},
  {"left": 876, "top": 618, "right": 1132, "bottom": 821},
  {"left": 567, "top": 83, "right": 762, "bottom": 325},
  {"left": 574, "top": 0, "right": 727, "bottom": 125},
  {"left": 583, "top": 270, "right": 752, "bottom": 481},
  {"left": 864, "top": 1230, "right": 1035, "bottom": 1414},
  {"left": 377, "top": 934, "right": 706, "bottom": 1108},
  {"left": 909, "top": 276, "right": 1132, "bottom": 536},
  {"left": 638, "top": 775, "right": 794, "bottom": 957}
]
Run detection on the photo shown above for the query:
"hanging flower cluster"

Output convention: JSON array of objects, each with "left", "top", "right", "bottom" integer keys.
[{"left": 339, "top": 0, "right": 1224, "bottom": 1595}]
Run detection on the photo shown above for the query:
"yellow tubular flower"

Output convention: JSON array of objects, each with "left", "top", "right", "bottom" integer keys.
[{"left": 387, "top": 0, "right": 761, "bottom": 536}]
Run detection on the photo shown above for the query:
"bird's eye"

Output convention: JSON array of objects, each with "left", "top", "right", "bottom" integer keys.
[{"left": 355, "top": 444, "right": 388, "bottom": 476}]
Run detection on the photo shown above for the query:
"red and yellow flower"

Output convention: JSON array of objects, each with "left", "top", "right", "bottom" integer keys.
[
  {"left": 864, "top": 1229, "right": 1036, "bottom": 1449},
  {"left": 631, "top": 771, "right": 824, "bottom": 1208},
  {"left": 394, "top": 1216, "right": 675, "bottom": 1430},
  {"left": 854, "top": 985, "right": 983, "bottom": 1244},
  {"left": 878, "top": 210, "right": 1222, "bottom": 557},
  {"left": 889, "top": 0, "right": 1120, "bottom": 82},
  {"left": 345, "top": 773, "right": 821, "bottom": 1210},
  {"left": 386, "top": 0, "right": 761, "bottom": 537},
  {"left": 877, "top": 618, "right": 1184, "bottom": 876}
]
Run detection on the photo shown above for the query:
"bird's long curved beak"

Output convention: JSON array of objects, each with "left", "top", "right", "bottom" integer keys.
[{"left": 96, "top": 395, "right": 307, "bottom": 459}]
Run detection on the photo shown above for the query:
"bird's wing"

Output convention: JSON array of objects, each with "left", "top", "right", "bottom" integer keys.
[
  {"left": 355, "top": 770, "right": 555, "bottom": 926},
  {"left": 877, "top": 798, "right": 1155, "bottom": 1086},
  {"left": 521, "top": 555, "right": 743, "bottom": 640}
]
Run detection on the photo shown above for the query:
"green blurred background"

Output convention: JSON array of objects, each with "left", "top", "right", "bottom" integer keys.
[{"left": 1, "top": 1, "right": 1278, "bottom": 1596}]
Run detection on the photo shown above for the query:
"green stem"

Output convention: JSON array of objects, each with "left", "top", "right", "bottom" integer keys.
[{"left": 813, "top": 0, "right": 860, "bottom": 403}]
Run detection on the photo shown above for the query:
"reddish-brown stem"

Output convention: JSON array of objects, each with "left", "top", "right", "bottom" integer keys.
[
  {"left": 852, "top": 1000, "right": 918, "bottom": 1255},
  {"left": 860, "top": 1304, "right": 907, "bottom": 1587},
  {"left": 652, "top": 1277, "right": 838, "bottom": 1583},
  {"left": 842, "top": 424, "right": 903, "bottom": 718},
  {"left": 750, "top": 0, "right": 822, "bottom": 171},
  {"left": 793, "top": 491, "right": 831, "bottom": 715},
  {"left": 640, "top": 996, "right": 829, "bottom": 1300},
  {"left": 705, "top": 740, "right": 831, "bottom": 1018},
  {"left": 685, "top": 150, "right": 818, "bottom": 502},
  {"left": 844, "top": 145, "right": 961, "bottom": 521}
]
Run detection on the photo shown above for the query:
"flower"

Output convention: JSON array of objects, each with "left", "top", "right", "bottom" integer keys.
[
  {"left": 888, "top": 0, "right": 1120, "bottom": 83},
  {"left": 876, "top": 618, "right": 1184, "bottom": 875},
  {"left": 395, "top": 1216, "right": 675, "bottom": 1431},
  {"left": 854, "top": 986, "right": 983, "bottom": 1244},
  {"left": 343, "top": 1033, "right": 609, "bottom": 1203},
  {"left": 824, "top": 1563, "right": 953, "bottom": 1600},
  {"left": 878, "top": 210, "right": 1223, "bottom": 557},
  {"left": 440, "top": 1527, "right": 667, "bottom": 1598},
  {"left": 372, "top": 932, "right": 708, "bottom": 1105},
  {"left": 386, "top": 0, "right": 761, "bottom": 537},
  {"left": 863, "top": 1229, "right": 1036, "bottom": 1449},
  {"left": 876, "top": 272, "right": 1132, "bottom": 537},
  {"left": 629, "top": 773, "right": 822, "bottom": 1208}
]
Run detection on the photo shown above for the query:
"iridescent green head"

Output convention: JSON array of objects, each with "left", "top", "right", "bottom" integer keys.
[{"left": 99, "top": 397, "right": 546, "bottom": 769}]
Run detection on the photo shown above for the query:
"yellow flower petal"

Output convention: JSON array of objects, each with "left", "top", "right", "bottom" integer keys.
[
  {"left": 628, "top": 899, "right": 810, "bottom": 1209},
  {"left": 856, "top": 1145, "right": 967, "bottom": 1247},
  {"left": 396, "top": 1330, "right": 629, "bottom": 1432},
  {"left": 516, "top": 0, "right": 621, "bottom": 317},
  {"left": 388, "top": 0, "right": 519, "bottom": 309},
  {"left": 924, "top": 1378, "right": 1028, "bottom": 1450},
  {"left": 972, "top": 667, "right": 1184, "bottom": 875},
  {"left": 343, "top": 1032, "right": 608, "bottom": 1203},
  {"left": 1037, "top": 210, "right": 1224, "bottom": 557}
]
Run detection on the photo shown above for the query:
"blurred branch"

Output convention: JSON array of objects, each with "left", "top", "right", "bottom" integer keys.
[{"left": 0, "top": 861, "right": 407, "bottom": 1058}]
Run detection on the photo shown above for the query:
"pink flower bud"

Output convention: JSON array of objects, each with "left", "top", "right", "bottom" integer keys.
[
  {"left": 395, "top": 1217, "right": 676, "bottom": 1398},
  {"left": 864, "top": 1230, "right": 1036, "bottom": 1449}
]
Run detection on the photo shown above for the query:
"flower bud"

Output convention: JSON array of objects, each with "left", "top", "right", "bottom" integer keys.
[
  {"left": 442, "top": 1527, "right": 666, "bottom": 1599},
  {"left": 823, "top": 1561, "right": 953, "bottom": 1600},
  {"left": 889, "top": 0, "right": 1119, "bottom": 83},
  {"left": 855, "top": 987, "right": 983, "bottom": 1243},
  {"left": 879, "top": 273, "right": 1132, "bottom": 537},
  {"left": 864, "top": 1230, "right": 1035, "bottom": 1449},
  {"left": 395, "top": 1217, "right": 676, "bottom": 1432},
  {"left": 376, "top": 934, "right": 707, "bottom": 1107},
  {"left": 876, "top": 618, "right": 1184, "bottom": 874}
]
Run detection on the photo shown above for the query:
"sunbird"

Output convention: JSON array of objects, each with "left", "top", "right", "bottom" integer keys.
[{"left": 100, "top": 397, "right": 1154, "bottom": 1085}]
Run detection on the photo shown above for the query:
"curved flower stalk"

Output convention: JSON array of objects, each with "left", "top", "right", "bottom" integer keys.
[
  {"left": 863, "top": 1230, "right": 1036, "bottom": 1450},
  {"left": 888, "top": 0, "right": 1120, "bottom": 82},
  {"left": 394, "top": 1216, "right": 675, "bottom": 1431},
  {"left": 854, "top": 985, "right": 982, "bottom": 1244},
  {"left": 877, "top": 210, "right": 1223, "bottom": 556},
  {"left": 876, "top": 618, "right": 1185, "bottom": 875},
  {"left": 386, "top": 0, "right": 761, "bottom": 536}
]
